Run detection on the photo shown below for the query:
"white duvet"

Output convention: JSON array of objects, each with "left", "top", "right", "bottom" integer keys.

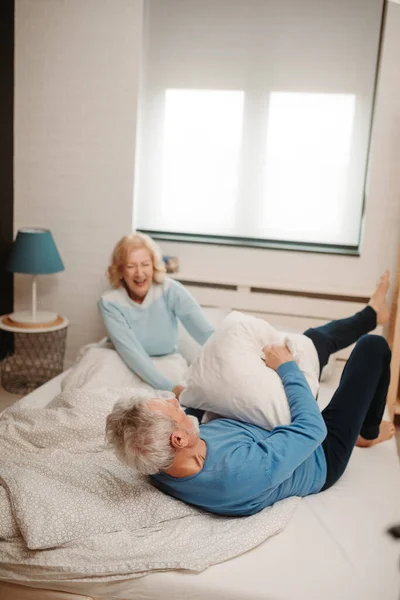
[{"left": 0, "top": 347, "right": 299, "bottom": 583}]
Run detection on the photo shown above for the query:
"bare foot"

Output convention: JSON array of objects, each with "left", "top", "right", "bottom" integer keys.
[
  {"left": 356, "top": 420, "right": 395, "bottom": 448},
  {"left": 368, "top": 270, "right": 391, "bottom": 325}
]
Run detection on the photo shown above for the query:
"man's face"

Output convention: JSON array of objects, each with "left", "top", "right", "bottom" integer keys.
[{"left": 149, "top": 397, "right": 200, "bottom": 446}]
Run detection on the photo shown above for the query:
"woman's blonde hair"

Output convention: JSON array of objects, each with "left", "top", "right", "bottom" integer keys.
[{"left": 107, "top": 232, "right": 166, "bottom": 289}]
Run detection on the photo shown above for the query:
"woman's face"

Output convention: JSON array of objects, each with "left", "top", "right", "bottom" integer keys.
[{"left": 121, "top": 247, "right": 154, "bottom": 301}]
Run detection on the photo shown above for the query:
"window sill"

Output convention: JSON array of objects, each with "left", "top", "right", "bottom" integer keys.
[{"left": 140, "top": 230, "right": 360, "bottom": 257}]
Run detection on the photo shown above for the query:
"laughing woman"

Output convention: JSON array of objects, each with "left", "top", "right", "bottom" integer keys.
[{"left": 98, "top": 233, "right": 215, "bottom": 396}]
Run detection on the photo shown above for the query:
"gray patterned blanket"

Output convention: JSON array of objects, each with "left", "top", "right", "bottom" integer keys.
[{"left": 0, "top": 385, "right": 299, "bottom": 582}]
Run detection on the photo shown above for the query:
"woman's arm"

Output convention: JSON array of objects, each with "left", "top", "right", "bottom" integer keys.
[
  {"left": 98, "top": 298, "right": 176, "bottom": 391},
  {"left": 166, "top": 279, "right": 215, "bottom": 345}
]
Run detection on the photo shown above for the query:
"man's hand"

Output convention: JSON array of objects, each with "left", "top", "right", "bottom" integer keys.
[
  {"left": 263, "top": 344, "right": 294, "bottom": 371},
  {"left": 172, "top": 385, "right": 185, "bottom": 399}
]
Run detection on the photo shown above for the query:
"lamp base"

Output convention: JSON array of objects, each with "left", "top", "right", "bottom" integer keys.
[{"left": 8, "top": 310, "right": 59, "bottom": 327}]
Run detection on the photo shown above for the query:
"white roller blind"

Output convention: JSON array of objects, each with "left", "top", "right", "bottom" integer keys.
[{"left": 135, "top": 0, "right": 384, "bottom": 248}]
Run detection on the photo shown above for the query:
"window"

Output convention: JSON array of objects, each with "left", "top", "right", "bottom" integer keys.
[
  {"left": 134, "top": 0, "right": 384, "bottom": 252},
  {"left": 160, "top": 89, "right": 244, "bottom": 235},
  {"left": 261, "top": 92, "right": 356, "bottom": 245}
]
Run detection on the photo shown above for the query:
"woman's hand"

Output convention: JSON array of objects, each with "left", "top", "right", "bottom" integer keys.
[
  {"left": 173, "top": 385, "right": 185, "bottom": 399},
  {"left": 262, "top": 344, "right": 294, "bottom": 371}
]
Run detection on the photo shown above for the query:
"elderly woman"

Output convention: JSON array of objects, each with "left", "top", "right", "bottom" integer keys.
[{"left": 98, "top": 233, "right": 215, "bottom": 395}]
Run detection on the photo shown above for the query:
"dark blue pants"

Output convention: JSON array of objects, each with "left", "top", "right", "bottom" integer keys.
[{"left": 304, "top": 306, "right": 391, "bottom": 490}]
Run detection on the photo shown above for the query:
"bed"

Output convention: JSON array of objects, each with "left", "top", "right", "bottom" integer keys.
[{"left": 1, "top": 363, "right": 399, "bottom": 600}]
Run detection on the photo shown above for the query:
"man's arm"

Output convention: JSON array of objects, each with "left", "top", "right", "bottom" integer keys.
[{"left": 254, "top": 345, "right": 327, "bottom": 487}]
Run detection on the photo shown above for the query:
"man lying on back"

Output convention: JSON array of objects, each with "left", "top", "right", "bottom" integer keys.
[{"left": 106, "top": 273, "right": 395, "bottom": 516}]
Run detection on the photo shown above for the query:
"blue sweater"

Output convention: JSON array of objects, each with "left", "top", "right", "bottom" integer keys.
[
  {"left": 152, "top": 362, "right": 328, "bottom": 516},
  {"left": 98, "top": 278, "right": 215, "bottom": 391}
]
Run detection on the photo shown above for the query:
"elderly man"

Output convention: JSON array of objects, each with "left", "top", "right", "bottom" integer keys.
[{"left": 106, "top": 273, "right": 395, "bottom": 517}]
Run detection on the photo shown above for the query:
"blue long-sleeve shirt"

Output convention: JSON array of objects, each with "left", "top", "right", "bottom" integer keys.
[
  {"left": 151, "top": 362, "right": 328, "bottom": 516},
  {"left": 98, "top": 278, "right": 215, "bottom": 391}
]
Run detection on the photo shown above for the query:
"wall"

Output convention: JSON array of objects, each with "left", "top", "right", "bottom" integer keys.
[
  {"left": 14, "top": 0, "right": 143, "bottom": 365},
  {"left": 14, "top": 1, "right": 400, "bottom": 366},
  {"left": 158, "top": 2, "right": 400, "bottom": 297}
]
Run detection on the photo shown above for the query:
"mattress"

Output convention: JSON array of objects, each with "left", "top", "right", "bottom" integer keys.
[{"left": 1, "top": 367, "right": 400, "bottom": 600}]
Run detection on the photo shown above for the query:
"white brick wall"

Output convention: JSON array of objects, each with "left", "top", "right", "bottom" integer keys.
[{"left": 14, "top": 0, "right": 143, "bottom": 366}]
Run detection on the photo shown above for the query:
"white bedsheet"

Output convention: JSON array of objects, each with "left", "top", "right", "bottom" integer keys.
[
  {"left": 2, "top": 368, "right": 400, "bottom": 600},
  {"left": 0, "top": 381, "right": 297, "bottom": 579}
]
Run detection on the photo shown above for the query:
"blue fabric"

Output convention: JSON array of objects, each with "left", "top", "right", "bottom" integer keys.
[
  {"left": 303, "top": 306, "right": 377, "bottom": 376},
  {"left": 184, "top": 407, "right": 205, "bottom": 421},
  {"left": 152, "top": 362, "right": 327, "bottom": 516},
  {"left": 320, "top": 335, "right": 391, "bottom": 490},
  {"left": 7, "top": 229, "right": 64, "bottom": 275},
  {"left": 98, "top": 278, "right": 215, "bottom": 391},
  {"left": 302, "top": 306, "right": 390, "bottom": 489}
]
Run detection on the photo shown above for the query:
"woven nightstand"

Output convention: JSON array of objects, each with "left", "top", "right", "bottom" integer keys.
[{"left": 0, "top": 315, "right": 69, "bottom": 394}]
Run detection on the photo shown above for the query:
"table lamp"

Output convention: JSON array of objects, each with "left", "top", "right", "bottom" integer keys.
[{"left": 6, "top": 228, "right": 65, "bottom": 326}]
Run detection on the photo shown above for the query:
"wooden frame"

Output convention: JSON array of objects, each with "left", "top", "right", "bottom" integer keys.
[
  {"left": 387, "top": 250, "right": 400, "bottom": 421},
  {"left": 0, "top": 581, "right": 94, "bottom": 600}
]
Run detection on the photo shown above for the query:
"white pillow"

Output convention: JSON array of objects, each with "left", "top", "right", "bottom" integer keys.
[
  {"left": 181, "top": 311, "right": 320, "bottom": 430},
  {"left": 62, "top": 347, "right": 188, "bottom": 392}
]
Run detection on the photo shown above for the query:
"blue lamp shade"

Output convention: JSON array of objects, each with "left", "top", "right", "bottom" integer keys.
[{"left": 7, "top": 228, "right": 65, "bottom": 275}]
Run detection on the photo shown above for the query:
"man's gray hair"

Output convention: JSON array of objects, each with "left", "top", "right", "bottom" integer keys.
[{"left": 106, "top": 395, "right": 176, "bottom": 475}]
